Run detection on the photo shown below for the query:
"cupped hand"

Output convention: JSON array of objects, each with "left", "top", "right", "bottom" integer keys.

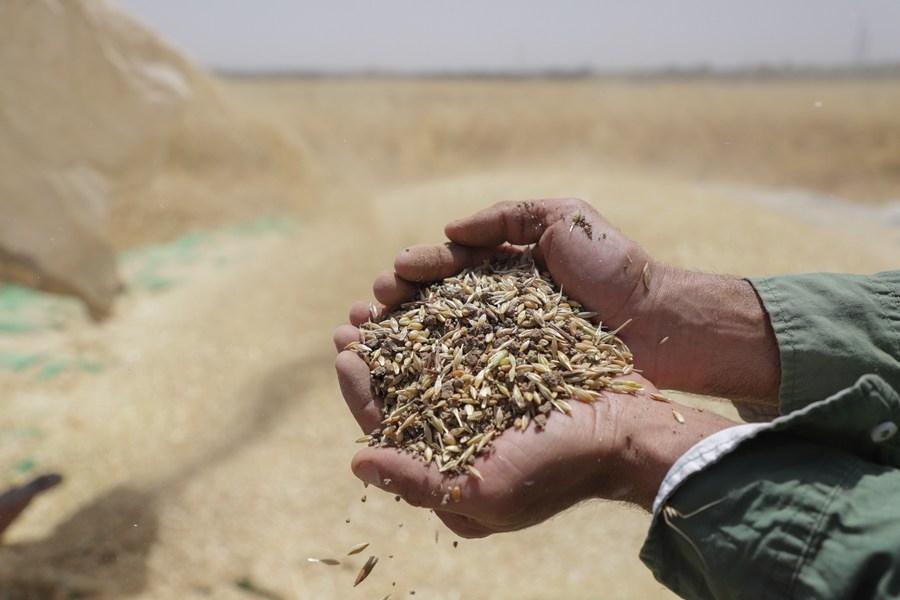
[
  {"left": 336, "top": 321, "right": 637, "bottom": 537},
  {"left": 334, "top": 320, "right": 733, "bottom": 538},
  {"left": 365, "top": 199, "right": 781, "bottom": 401},
  {"left": 368, "top": 199, "right": 670, "bottom": 384}
]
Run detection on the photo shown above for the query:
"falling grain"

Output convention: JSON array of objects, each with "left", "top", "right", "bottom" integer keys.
[
  {"left": 307, "top": 558, "right": 340, "bottom": 566},
  {"left": 354, "top": 555, "right": 379, "bottom": 587},
  {"left": 347, "top": 542, "right": 370, "bottom": 556}
]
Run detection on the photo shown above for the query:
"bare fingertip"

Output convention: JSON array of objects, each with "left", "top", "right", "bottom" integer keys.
[
  {"left": 333, "top": 324, "right": 361, "bottom": 352},
  {"left": 335, "top": 351, "right": 375, "bottom": 412},
  {"left": 393, "top": 244, "right": 444, "bottom": 282},
  {"left": 349, "top": 300, "right": 378, "bottom": 326},
  {"left": 335, "top": 350, "right": 382, "bottom": 426},
  {"left": 393, "top": 244, "right": 438, "bottom": 279},
  {"left": 352, "top": 459, "right": 383, "bottom": 488},
  {"left": 373, "top": 271, "right": 419, "bottom": 307}
]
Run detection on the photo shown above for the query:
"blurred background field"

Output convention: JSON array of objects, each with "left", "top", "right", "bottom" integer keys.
[
  {"left": 2, "top": 1, "right": 900, "bottom": 599},
  {"left": 226, "top": 75, "right": 900, "bottom": 205}
]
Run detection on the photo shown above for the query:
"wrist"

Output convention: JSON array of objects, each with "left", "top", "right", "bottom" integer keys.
[
  {"left": 639, "top": 269, "right": 780, "bottom": 401},
  {"left": 604, "top": 392, "right": 736, "bottom": 511}
]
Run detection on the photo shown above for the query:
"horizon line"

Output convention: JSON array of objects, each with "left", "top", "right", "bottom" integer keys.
[{"left": 213, "top": 61, "right": 900, "bottom": 80}]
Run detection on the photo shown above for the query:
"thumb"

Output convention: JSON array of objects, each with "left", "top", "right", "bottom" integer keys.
[{"left": 444, "top": 199, "right": 582, "bottom": 247}]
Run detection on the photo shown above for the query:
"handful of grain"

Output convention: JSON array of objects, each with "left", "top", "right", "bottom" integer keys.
[{"left": 347, "top": 251, "right": 641, "bottom": 479}]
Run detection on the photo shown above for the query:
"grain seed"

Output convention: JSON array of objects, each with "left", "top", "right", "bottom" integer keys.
[
  {"left": 466, "top": 465, "right": 484, "bottom": 481},
  {"left": 354, "top": 555, "right": 379, "bottom": 587},
  {"left": 642, "top": 262, "right": 652, "bottom": 289},
  {"left": 569, "top": 209, "right": 582, "bottom": 232},
  {"left": 350, "top": 251, "right": 641, "bottom": 479},
  {"left": 347, "top": 542, "right": 370, "bottom": 556}
]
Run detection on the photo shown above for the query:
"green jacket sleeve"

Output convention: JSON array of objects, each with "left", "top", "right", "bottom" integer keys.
[
  {"left": 749, "top": 271, "right": 900, "bottom": 414},
  {"left": 640, "top": 374, "right": 900, "bottom": 599}
]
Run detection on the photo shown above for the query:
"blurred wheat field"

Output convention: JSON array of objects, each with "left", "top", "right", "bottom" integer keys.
[{"left": 225, "top": 75, "right": 900, "bottom": 205}]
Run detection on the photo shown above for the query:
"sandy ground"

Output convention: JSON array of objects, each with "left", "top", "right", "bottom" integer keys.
[{"left": 3, "top": 93, "right": 900, "bottom": 598}]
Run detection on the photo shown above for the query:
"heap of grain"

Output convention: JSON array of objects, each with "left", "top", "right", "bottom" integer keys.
[{"left": 349, "top": 252, "right": 641, "bottom": 479}]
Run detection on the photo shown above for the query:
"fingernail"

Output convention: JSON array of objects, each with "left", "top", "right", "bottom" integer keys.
[{"left": 354, "top": 462, "right": 382, "bottom": 488}]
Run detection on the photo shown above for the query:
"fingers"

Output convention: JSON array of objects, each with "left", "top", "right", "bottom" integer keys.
[
  {"left": 373, "top": 270, "right": 419, "bottom": 307},
  {"left": 358, "top": 202, "right": 578, "bottom": 317},
  {"left": 372, "top": 245, "right": 506, "bottom": 312},
  {"left": 335, "top": 351, "right": 383, "bottom": 432},
  {"left": 352, "top": 447, "right": 493, "bottom": 538},
  {"left": 349, "top": 300, "right": 381, "bottom": 327},
  {"left": 351, "top": 447, "right": 481, "bottom": 515},
  {"left": 356, "top": 199, "right": 595, "bottom": 319},
  {"left": 434, "top": 511, "right": 492, "bottom": 539},
  {"left": 444, "top": 199, "right": 584, "bottom": 247},
  {"left": 393, "top": 243, "right": 514, "bottom": 283},
  {"left": 333, "top": 324, "right": 360, "bottom": 352}
]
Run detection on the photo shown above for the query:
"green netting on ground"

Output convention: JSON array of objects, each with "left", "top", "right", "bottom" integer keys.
[
  {"left": 0, "top": 351, "right": 105, "bottom": 381},
  {"left": 119, "top": 215, "right": 296, "bottom": 292},
  {"left": 0, "top": 215, "right": 297, "bottom": 381},
  {"left": 119, "top": 230, "right": 211, "bottom": 292},
  {"left": 0, "top": 285, "right": 81, "bottom": 334},
  {"left": 229, "top": 214, "right": 296, "bottom": 237},
  {"left": 0, "top": 427, "right": 42, "bottom": 442},
  {"left": 0, "top": 428, "right": 43, "bottom": 485}
]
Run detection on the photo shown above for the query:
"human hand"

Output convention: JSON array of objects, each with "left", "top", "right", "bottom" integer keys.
[
  {"left": 368, "top": 199, "right": 780, "bottom": 401},
  {"left": 334, "top": 323, "right": 734, "bottom": 538},
  {"left": 370, "top": 199, "right": 658, "bottom": 366}
]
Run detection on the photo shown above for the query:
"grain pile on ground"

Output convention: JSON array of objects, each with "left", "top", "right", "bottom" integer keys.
[
  {"left": 0, "top": 0, "right": 314, "bottom": 319},
  {"left": 350, "top": 252, "right": 641, "bottom": 478}
]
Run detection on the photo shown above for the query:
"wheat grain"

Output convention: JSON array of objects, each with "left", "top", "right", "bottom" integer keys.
[{"left": 347, "top": 251, "right": 640, "bottom": 477}]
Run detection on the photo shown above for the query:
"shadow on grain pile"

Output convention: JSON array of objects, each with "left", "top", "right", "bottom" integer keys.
[{"left": 0, "top": 355, "right": 330, "bottom": 599}]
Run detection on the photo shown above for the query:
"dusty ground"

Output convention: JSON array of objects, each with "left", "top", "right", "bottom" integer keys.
[{"left": 2, "top": 76, "right": 900, "bottom": 599}]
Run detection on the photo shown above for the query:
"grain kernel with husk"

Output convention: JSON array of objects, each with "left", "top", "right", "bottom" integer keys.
[{"left": 347, "top": 250, "right": 641, "bottom": 478}]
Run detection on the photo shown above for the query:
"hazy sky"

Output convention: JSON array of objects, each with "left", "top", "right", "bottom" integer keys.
[{"left": 120, "top": 1, "right": 900, "bottom": 73}]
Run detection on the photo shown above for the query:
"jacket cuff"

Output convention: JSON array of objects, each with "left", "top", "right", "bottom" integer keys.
[
  {"left": 641, "top": 375, "right": 900, "bottom": 599},
  {"left": 749, "top": 272, "right": 900, "bottom": 414}
]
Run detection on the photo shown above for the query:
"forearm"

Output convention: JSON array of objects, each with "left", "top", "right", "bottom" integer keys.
[{"left": 638, "top": 265, "right": 781, "bottom": 402}]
